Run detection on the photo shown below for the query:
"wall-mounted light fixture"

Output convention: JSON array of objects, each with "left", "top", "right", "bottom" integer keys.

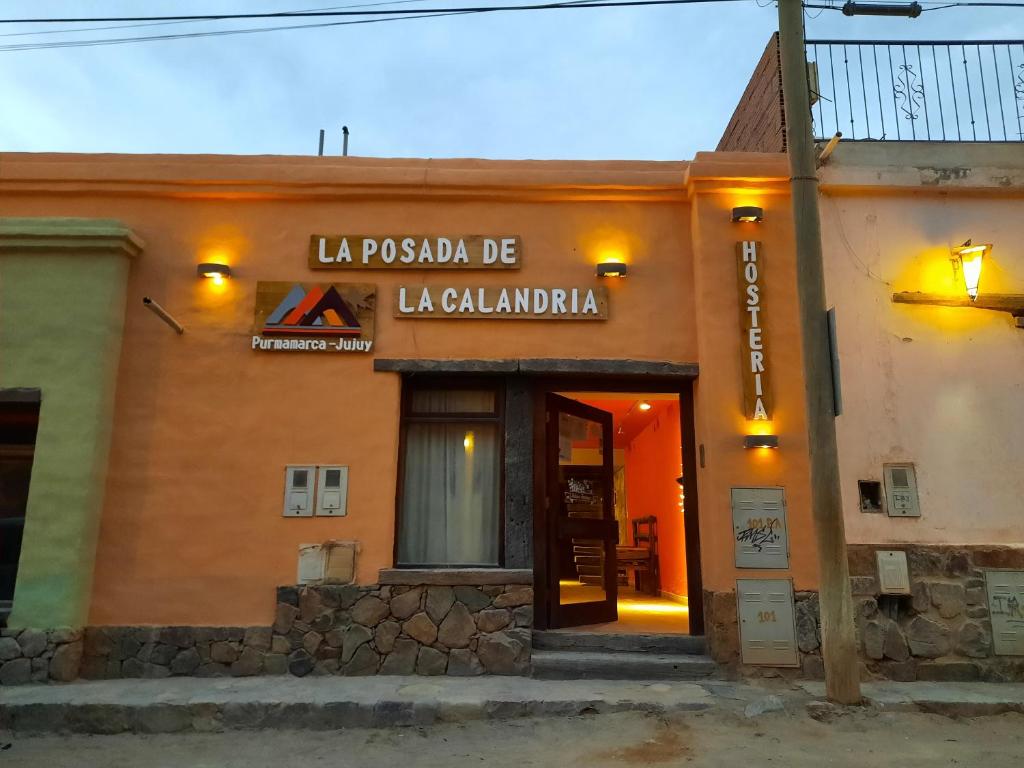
[
  {"left": 731, "top": 206, "right": 764, "bottom": 223},
  {"left": 596, "top": 261, "right": 628, "bottom": 278},
  {"left": 197, "top": 262, "right": 232, "bottom": 284},
  {"left": 952, "top": 240, "right": 990, "bottom": 302},
  {"left": 743, "top": 434, "right": 779, "bottom": 449},
  {"left": 638, "top": 400, "right": 652, "bottom": 412},
  {"left": 892, "top": 240, "right": 1024, "bottom": 328}
]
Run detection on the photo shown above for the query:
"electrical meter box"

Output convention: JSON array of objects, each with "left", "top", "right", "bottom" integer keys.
[
  {"left": 986, "top": 570, "right": 1024, "bottom": 656},
  {"left": 731, "top": 487, "right": 790, "bottom": 569},
  {"left": 883, "top": 463, "right": 921, "bottom": 517},
  {"left": 316, "top": 465, "right": 349, "bottom": 517},
  {"left": 737, "top": 578, "right": 799, "bottom": 667},
  {"left": 297, "top": 543, "right": 324, "bottom": 583},
  {"left": 876, "top": 550, "right": 911, "bottom": 594},
  {"left": 283, "top": 465, "right": 315, "bottom": 517}
]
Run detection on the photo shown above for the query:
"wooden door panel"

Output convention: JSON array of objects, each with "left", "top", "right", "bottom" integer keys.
[{"left": 544, "top": 393, "right": 617, "bottom": 628}]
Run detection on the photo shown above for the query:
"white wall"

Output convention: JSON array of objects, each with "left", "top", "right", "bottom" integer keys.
[{"left": 820, "top": 144, "right": 1024, "bottom": 545}]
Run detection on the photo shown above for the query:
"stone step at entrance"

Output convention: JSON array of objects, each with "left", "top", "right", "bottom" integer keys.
[
  {"left": 531, "top": 649, "right": 717, "bottom": 680},
  {"left": 531, "top": 631, "right": 716, "bottom": 680},
  {"left": 534, "top": 630, "right": 706, "bottom": 655}
]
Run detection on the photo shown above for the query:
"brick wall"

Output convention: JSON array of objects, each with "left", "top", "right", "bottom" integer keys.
[{"left": 716, "top": 33, "right": 786, "bottom": 153}]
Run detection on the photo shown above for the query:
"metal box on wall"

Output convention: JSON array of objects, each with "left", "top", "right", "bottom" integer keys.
[
  {"left": 737, "top": 578, "right": 799, "bottom": 666},
  {"left": 986, "top": 570, "right": 1024, "bottom": 656},
  {"left": 731, "top": 487, "right": 790, "bottom": 569}
]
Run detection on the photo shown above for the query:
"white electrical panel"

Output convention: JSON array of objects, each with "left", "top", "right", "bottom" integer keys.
[
  {"left": 731, "top": 487, "right": 790, "bottom": 569},
  {"left": 283, "top": 465, "right": 315, "bottom": 517},
  {"left": 297, "top": 543, "right": 325, "bottom": 584},
  {"left": 883, "top": 463, "right": 920, "bottom": 518},
  {"left": 316, "top": 465, "right": 349, "bottom": 517},
  {"left": 876, "top": 550, "right": 911, "bottom": 594},
  {"left": 986, "top": 570, "right": 1024, "bottom": 656},
  {"left": 737, "top": 578, "right": 799, "bottom": 667}
]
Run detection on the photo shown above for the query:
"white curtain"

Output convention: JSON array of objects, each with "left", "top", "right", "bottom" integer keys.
[{"left": 398, "top": 395, "right": 500, "bottom": 565}]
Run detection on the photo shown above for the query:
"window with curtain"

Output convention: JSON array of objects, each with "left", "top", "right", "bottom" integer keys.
[{"left": 397, "top": 384, "right": 502, "bottom": 567}]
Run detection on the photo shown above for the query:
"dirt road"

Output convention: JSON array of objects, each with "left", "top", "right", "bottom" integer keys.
[{"left": 3, "top": 705, "right": 1022, "bottom": 767}]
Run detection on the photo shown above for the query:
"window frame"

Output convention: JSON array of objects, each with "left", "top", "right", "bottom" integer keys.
[{"left": 394, "top": 376, "right": 506, "bottom": 569}]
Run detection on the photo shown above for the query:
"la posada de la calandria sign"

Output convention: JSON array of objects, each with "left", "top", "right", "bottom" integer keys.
[{"left": 252, "top": 234, "right": 609, "bottom": 352}]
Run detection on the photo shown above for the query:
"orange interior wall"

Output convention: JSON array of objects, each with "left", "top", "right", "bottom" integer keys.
[{"left": 623, "top": 401, "right": 687, "bottom": 599}]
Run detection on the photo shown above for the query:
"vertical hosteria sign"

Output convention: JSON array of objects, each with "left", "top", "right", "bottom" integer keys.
[{"left": 737, "top": 241, "right": 771, "bottom": 420}]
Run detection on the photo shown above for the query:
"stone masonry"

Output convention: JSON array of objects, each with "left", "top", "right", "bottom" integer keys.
[
  {"left": 0, "top": 580, "right": 533, "bottom": 685},
  {"left": 0, "top": 627, "right": 83, "bottom": 685},
  {"left": 844, "top": 544, "right": 1024, "bottom": 683},
  {"left": 271, "top": 582, "right": 533, "bottom": 677},
  {"left": 705, "top": 545, "right": 1024, "bottom": 682}
]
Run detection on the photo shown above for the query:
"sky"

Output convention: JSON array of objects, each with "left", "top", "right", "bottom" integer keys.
[{"left": 0, "top": 0, "right": 1021, "bottom": 159}]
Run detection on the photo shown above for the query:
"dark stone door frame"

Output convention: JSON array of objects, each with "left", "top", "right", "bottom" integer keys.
[{"left": 374, "top": 359, "right": 703, "bottom": 635}]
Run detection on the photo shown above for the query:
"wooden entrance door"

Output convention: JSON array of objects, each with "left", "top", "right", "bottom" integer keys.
[{"left": 544, "top": 393, "right": 617, "bottom": 628}]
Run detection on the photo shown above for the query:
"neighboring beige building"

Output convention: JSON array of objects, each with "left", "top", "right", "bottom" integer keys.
[{"left": 820, "top": 142, "right": 1024, "bottom": 549}]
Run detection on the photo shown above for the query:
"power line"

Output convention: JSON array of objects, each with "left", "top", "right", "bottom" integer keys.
[
  {"left": 0, "top": 0, "right": 750, "bottom": 25},
  {"left": 0, "top": 0, "right": 754, "bottom": 52},
  {"left": 0, "top": 13, "right": 475, "bottom": 52},
  {"left": 0, "top": 1, "right": 440, "bottom": 39}
]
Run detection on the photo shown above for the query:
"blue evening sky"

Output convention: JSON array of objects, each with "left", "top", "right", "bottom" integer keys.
[{"left": 1, "top": 1, "right": 1021, "bottom": 159}]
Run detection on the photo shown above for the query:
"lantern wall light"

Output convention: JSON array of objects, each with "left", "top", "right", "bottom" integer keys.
[
  {"left": 952, "top": 240, "right": 990, "bottom": 302},
  {"left": 892, "top": 239, "right": 1023, "bottom": 329}
]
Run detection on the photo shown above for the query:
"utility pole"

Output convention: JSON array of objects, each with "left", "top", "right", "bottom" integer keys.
[{"left": 777, "top": 0, "right": 861, "bottom": 704}]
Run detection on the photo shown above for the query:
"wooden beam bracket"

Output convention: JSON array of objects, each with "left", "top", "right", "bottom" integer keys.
[{"left": 892, "top": 292, "right": 1024, "bottom": 325}]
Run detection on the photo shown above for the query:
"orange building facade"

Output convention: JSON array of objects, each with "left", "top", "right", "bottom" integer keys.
[{"left": 0, "top": 150, "right": 822, "bottom": 682}]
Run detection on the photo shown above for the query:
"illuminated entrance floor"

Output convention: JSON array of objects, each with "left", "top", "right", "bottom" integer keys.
[{"left": 559, "top": 583, "right": 690, "bottom": 634}]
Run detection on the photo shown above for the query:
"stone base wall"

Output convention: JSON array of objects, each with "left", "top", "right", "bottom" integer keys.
[
  {"left": 0, "top": 580, "right": 534, "bottom": 684},
  {"left": 0, "top": 628, "right": 83, "bottom": 684},
  {"left": 704, "top": 545, "right": 1024, "bottom": 682},
  {"left": 847, "top": 544, "right": 1024, "bottom": 682},
  {"left": 272, "top": 582, "right": 533, "bottom": 677}
]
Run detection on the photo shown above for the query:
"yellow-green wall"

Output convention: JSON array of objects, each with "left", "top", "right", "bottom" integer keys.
[{"left": 0, "top": 218, "right": 141, "bottom": 628}]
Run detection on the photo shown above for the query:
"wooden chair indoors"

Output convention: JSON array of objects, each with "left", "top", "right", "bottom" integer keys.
[{"left": 616, "top": 515, "right": 660, "bottom": 595}]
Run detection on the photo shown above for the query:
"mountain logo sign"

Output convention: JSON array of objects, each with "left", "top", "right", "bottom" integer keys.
[{"left": 252, "top": 282, "right": 376, "bottom": 352}]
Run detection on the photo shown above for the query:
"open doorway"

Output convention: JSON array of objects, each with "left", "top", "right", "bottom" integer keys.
[{"left": 536, "top": 385, "right": 698, "bottom": 636}]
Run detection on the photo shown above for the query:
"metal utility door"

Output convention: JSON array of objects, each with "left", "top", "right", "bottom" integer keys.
[
  {"left": 731, "top": 487, "right": 790, "bottom": 569},
  {"left": 736, "top": 578, "right": 799, "bottom": 666},
  {"left": 986, "top": 570, "right": 1024, "bottom": 656},
  {"left": 545, "top": 393, "right": 617, "bottom": 628}
]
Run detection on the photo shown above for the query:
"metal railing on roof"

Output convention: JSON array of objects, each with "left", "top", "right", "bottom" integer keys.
[{"left": 805, "top": 39, "right": 1024, "bottom": 142}]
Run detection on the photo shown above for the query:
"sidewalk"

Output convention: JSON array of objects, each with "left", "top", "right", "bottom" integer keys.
[{"left": 2, "top": 676, "right": 1023, "bottom": 734}]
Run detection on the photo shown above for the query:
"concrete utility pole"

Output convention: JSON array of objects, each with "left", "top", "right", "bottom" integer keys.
[{"left": 776, "top": 0, "right": 861, "bottom": 704}]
